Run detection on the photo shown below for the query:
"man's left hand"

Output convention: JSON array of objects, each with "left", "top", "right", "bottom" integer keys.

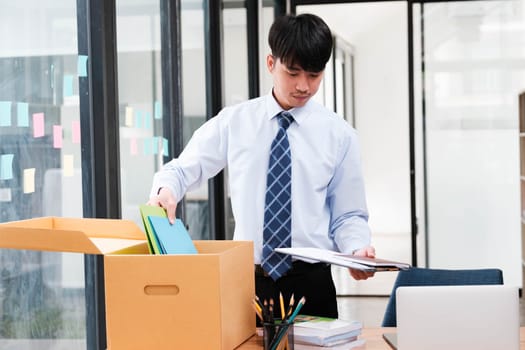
[{"left": 348, "top": 246, "right": 376, "bottom": 280}]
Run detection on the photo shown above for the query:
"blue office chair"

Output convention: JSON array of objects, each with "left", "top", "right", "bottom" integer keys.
[{"left": 381, "top": 267, "right": 504, "bottom": 327}]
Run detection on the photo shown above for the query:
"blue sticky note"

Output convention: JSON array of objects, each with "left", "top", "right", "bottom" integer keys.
[
  {"left": 152, "top": 137, "right": 158, "bottom": 155},
  {"left": 154, "top": 101, "right": 162, "bottom": 119},
  {"left": 17, "top": 102, "right": 29, "bottom": 127},
  {"left": 78, "top": 55, "right": 88, "bottom": 77},
  {"left": 0, "top": 154, "right": 14, "bottom": 180},
  {"left": 163, "top": 138, "right": 169, "bottom": 157},
  {"left": 147, "top": 216, "right": 197, "bottom": 255},
  {"left": 135, "top": 110, "right": 142, "bottom": 129},
  {"left": 143, "top": 138, "right": 151, "bottom": 155},
  {"left": 63, "top": 75, "right": 74, "bottom": 97},
  {"left": 144, "top": 112, "right": 152, "bottom": 129},
  {"left": 0, "top": 101, "right": 12, "bottom": 126}
]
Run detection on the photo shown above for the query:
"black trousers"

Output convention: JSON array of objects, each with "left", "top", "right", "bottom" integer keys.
[{"left": 255, "top": 261, "right": 338, "bottom": 323}]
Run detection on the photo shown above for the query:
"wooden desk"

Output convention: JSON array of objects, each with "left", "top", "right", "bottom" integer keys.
[{"left": 237, "top": 327, "right": 525, "bottom": 349}]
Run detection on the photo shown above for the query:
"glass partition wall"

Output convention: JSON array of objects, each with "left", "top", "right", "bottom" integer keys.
[
  {"left": 1, "top": 1, "right": 253, "bottom": 345},
  {"left": 116, "top": 0, "right": 163, "bottom": 227},
  {"left": 419, "top": 0, "right": 524, "bottom": 286},
  {"left": 296, "top": 0, "right": 524, "bottom": 294},
  {"left": 0, "top": 1, "right": 86, "bottom": 347}
]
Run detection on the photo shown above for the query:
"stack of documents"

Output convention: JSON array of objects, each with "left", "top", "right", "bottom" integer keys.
[
  {"left": 139, "top": 204, "right": 197, "bottom": 255},
  {"left": 293, "top": 315, "right": 366, "bottom": 349},
  {"left": 275, "top": 247, "right": 410, "bottom": 271}
]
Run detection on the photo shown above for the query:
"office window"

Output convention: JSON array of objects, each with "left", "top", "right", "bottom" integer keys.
[
  {"left": 0, "top": 1, "right": 86, "bottom": 347},
  {"left": 116, "top": 0, "right": 163, "bottom": 226}
]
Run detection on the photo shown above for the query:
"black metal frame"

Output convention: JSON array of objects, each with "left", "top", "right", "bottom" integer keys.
[
  {"left": 204, "top": 1, "right": 227, "bottom": 240},
  {"left": 160, "top": 0, "right": 185, "bottom": 219},
  {"left": 77, "top": 0, "right": 120, "bottom": 348},
  {"left": 247, "top": 0, "right": 261, "bottom": 98},
  {"left": 407, "top": 0, "right": 418, "bottom": 267}
]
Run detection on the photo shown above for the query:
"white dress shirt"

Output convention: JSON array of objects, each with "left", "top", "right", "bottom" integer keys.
[{"left": 150, "top": 92, "right": 371, "bottom": 264}]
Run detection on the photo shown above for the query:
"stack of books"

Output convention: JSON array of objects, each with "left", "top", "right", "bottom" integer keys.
[{"left": 293, "top": 315, "right": 366, "bottom": 349}]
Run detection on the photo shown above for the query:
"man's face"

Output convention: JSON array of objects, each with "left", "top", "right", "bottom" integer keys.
[{"left": 267, "top": 54, "right": 324, "bottom": 110}]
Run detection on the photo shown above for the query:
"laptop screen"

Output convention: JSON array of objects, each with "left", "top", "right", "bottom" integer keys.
[{"left": 393, "top": 285, "right": 519, "bottom": 350}]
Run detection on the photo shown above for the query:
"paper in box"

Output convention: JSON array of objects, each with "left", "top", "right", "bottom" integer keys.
[{"left": 0, "top": 217, "right": 255, "bottom": 349}]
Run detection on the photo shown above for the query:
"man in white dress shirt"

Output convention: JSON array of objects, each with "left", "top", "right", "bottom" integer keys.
[{"left": 148, "top": 13, "right": 375, "bottom": 319}]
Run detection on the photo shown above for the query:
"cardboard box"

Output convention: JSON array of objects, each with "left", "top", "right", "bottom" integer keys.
[{"left": 0, "top": 217, "right": 255, "bottom": 349}]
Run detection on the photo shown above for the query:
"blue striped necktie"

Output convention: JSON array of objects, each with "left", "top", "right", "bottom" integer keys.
[{"left": 261, "top": 111, "right": 294, "bottom": 281}]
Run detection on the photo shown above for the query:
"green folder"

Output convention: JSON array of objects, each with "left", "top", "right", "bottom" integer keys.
[{"left": 139, "top": 204, "right": 167, "bottom": 254}]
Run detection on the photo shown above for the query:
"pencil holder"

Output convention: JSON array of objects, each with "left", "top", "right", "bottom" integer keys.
[{"left": 263, "top": 320, "right": 294, "bottom": 350}]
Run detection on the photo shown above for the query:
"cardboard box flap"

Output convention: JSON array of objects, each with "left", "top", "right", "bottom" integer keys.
[
  {"left": 52, "top": 217, "right": 146, "bottom": 240},
  {"left": 0, "top": 217, "right": 147, "bottom": 254}
]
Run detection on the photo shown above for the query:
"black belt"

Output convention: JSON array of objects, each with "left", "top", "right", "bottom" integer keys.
[{"left": 254, "top": 261, "right": 329, "bottom": 278}]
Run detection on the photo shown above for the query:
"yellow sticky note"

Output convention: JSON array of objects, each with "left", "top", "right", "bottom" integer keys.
[
  {"left": 125, "top": 107, "right": 133, "bottom": 127},
  {"left": 63, "top": 154, "right": 74, "bottom": 177},
  {"left": 23, "top": 168, "right": 36, "bottom": 194}
]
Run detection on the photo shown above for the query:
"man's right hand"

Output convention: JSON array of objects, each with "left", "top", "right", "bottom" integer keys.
[{"left": 147, "top": 187, "right": 178, "bottom": 224}]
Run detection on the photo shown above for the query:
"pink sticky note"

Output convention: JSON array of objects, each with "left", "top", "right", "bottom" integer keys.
[
  {"left": 130, "top": 137, "right": 138, "bottom": 155},
  {"left": 72, "top": 120, "right": 81, "bottom": 143},
  {"left": 53, "top": 125, "right": 63, "bottom": 149},
  {"left": 33, "top": 113, "right": 45, "bottom": 138}
]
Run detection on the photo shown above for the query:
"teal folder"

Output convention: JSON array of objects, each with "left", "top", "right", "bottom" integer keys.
[{"left": 147, "top": 216, "right": 198, "bottom": 255}]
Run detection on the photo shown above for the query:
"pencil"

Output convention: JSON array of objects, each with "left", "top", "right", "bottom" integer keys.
[
  {"left": 279, "top": 293, "right": 288, "bottom": 350},
  {"left": 279, "top": 292, "right": 285, "bottom": 319},
  {"left": 286, "top": 293, "right": 295, "bottom": 318},
  {"left": 269, "top": 298, "right": 275, "bottom": 323},
  {"left": 252, "top": 301, "right": 263, "bottom": 321},
  {"left": 270, "top": 296, "right": 306, "bottom": 350},
  {"left": 255, "top": 294, "right": 264, "bottom": 310},
  {"left": 288, "top": 296, "right": 306, "bottom": 321}
]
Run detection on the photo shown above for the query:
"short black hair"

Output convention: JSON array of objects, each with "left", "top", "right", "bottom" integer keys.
[{"left": 268, "top": 13, "right": 333, "bottom": 73}]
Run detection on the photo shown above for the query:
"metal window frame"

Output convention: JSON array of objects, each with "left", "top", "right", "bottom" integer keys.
[
  {"left": 77, "top": 0, "right": 185, "bottom": 348},
  {"left": 204, "top": 1, "right": 227, "bottom": 240},
  {"left": 160, "top": 0, "right": 185, "bottom": 219},
  {"left": 77, "top": 0, "right": 120, "bottom": 348}
]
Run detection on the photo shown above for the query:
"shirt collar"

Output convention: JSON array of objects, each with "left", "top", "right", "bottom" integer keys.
[{"left": 265, "top": 90, "right": 313, "bottom": 126}]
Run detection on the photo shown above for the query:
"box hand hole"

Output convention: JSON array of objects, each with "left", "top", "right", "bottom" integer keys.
[{"left": 144, "top": 285, "right": 180, "bottom": 295}]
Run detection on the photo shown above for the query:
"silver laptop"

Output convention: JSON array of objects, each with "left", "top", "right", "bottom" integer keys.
[{"left": 384, "top": 285, "right": 519, "bottom": 350}]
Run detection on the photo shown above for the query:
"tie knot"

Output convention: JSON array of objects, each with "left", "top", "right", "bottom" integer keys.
[{"left": 277, "top": 111, "right": 294, "bottom": 130}]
